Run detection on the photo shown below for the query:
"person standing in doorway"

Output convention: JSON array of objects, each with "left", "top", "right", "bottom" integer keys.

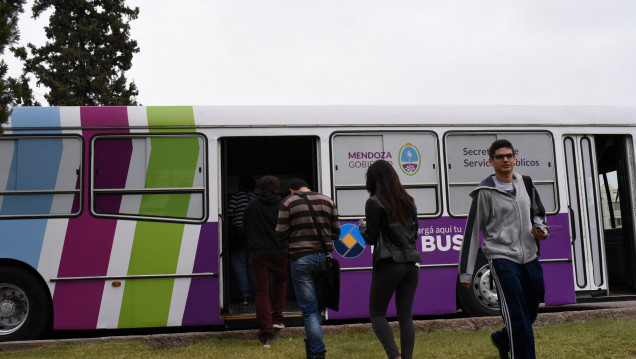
[
  {"left": 459, "top": 139, "right": 549, "bottom": 359},
  {"left": 276, "top": 178, "right": 340, "bottom": 359},
  {"left": 243, "top": 175, "right": 288, "bottom": 348},
  {"left": 228, "top": 176, "right": 255, "bottom": 304},
  {"left": 359, "top": 160, "right": 422, "bottom": 359}
]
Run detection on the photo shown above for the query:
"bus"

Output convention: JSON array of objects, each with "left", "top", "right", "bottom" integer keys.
[{"left": 1, "top": 105, "right": 635, "bottom": 341}]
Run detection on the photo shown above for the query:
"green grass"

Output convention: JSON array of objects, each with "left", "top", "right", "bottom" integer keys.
[{"left": 2, "top": 319, "right": 635, "bottom": 359}]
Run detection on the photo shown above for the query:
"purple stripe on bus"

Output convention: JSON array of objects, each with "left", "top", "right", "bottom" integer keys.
[
  {"left": 192, "top": 222, "right": 218, "bottom": 273},
  {"left": 342, "top": 213, "right": 572, "bottom": 267},
  {"left": 328, "top": 267, "right": 458, "bottom": 320},
  {"left": 331, "top": 213, "right": 574, "bottom": 319},
  {"left": 93, "top": 137, "right": 133, "bottom": 212},
  {"left": 182, "top": 278, "right": 221, "bottom": 326},
  {"left": 543, "top": 261, "right": 576, "bottom": 305},
  {"left": 326, "top": 271, "right": 370, "bottom": 319},
  {"left": 534, "top": 213, "right": 572, "bottom": 259},
  {"left": 538, "top": 214, "right": 575, "bottom": 306},
  {"left": 182, "top": 222, "right": 222, "bottom": 325},
  {"left": 412, "top": 267, "right": 458, "bottom": 315},
  {"left": 53, "top": 107, "right": 131, "bottom": 330},
  {"left": 53, "top": 281, "right": 106, "bottom": 330}
]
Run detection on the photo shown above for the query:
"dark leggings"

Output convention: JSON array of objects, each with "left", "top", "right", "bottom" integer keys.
[{"left": 369, "top": 259, "right": 420, "bottom": 359}]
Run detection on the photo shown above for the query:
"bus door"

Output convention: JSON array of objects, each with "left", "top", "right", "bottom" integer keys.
[
  {"left": 563, "top": 135, "right": 636, "bottom": 296},
  {"left": 594, "top": 135, "right": 636, "bottom": 294},
  {"left": 219, "top": 135, "right": 319, "bottom": 325}
]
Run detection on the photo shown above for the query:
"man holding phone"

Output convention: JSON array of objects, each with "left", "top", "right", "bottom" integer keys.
[{"left": 458, "top": 139, "right": 549, "bottom": 359}]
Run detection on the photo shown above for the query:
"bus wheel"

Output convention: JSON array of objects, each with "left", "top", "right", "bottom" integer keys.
[
  {"left": 0, "top": 266, "right": 51, "bottom": 342},
  {"left": 457, "top": 252, "right": 500, "bottom": 317}
]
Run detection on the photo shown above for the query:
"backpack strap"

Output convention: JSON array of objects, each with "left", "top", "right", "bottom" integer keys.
[
  {"left": 296, "top": 193, "right": 330, "bottom": 254},
  {"left": 522, "top": 175, "right": 534, "bottom": 208},
  {"left": 522, "top": 175, "right": 541, "bottom": 255}
]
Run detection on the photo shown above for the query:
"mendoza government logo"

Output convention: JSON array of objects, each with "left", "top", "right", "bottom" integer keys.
[
  {"left": 334, "top": 223, "right": 366, "bottom": 258},
  {"left": 399, "top": 142, "right": 421, "bottom": 176}
]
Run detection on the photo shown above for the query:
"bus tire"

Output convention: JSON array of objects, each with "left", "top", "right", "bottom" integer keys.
[
  {"left": 0, "top": 266, "right": 52, "bottom": 341},
  {"left": 457, "top": 252, "right": 500, "bottom": 317}
]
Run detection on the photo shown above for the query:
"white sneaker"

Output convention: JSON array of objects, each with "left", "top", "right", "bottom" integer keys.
[
  {"left": 273, "top": 323, "right": 285, "bottom": 329},
  {"left": 262, "top": 340, "right": 271, "bottom": 348}
]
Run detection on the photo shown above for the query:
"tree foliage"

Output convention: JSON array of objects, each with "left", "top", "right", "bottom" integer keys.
[
  {"left": 19, "top": 0, "right": 140, "bottom": 106},
  {"left": 1, "top": 0, "right": 36, "bottom": 128}
]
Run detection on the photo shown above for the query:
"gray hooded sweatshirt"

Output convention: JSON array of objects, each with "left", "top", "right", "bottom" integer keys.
[{"left": 458, "top": 172, "right": 548, "bottom": 284}]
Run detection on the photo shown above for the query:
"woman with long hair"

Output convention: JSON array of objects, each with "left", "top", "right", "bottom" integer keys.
[{"left": 360, "top": 160, "right": 422, "bottom": 359}]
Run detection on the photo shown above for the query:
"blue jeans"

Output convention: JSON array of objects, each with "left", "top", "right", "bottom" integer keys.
[
  {"left": 290, "top": 253, "right": 326, "bottom": 359},
  {"left": 231, "top": 249, "right": 251, "bottom": 299}
]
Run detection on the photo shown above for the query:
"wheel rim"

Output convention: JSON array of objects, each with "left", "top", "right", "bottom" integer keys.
[
  {"left": 471, "top": 264, "right": 500, "bottom": 311},
  {"left": 0, "top": 283, "right": 29, "bottom": 335}
]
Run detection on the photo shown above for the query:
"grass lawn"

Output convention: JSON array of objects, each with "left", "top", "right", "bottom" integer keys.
[{"left": 1, "top": 319, "right": 634, "bottom": 359}]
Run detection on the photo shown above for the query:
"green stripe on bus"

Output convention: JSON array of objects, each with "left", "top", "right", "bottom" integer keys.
[
  {"left": 118, "top": 107, "right": 198, "bottom": 328},
  {"left": 147, "top": 106, "right": 195, "bottom": 132}
]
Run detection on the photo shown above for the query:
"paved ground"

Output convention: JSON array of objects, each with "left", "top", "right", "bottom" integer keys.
[{"left": 1, "top": 299, "right": 634, "bottom": 352}]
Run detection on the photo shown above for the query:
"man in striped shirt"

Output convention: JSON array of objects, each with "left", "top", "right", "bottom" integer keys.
[
  {"left": 276, "top": 178, "right": 340, "bottom": 359},
  {"left": 228, "top": 176, "right": 255, "bottom": 304}
]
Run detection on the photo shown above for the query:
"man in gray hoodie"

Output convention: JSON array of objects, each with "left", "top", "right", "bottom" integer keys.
[{"left": 459, "top": 139, "right": 549, "bottom": 359}]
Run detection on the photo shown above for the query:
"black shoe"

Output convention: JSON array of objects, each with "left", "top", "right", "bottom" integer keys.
[{"left": 490, "top": 331, "right": 509, "bottom": 359}]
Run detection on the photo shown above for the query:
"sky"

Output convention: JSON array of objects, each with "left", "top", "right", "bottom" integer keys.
[{"left": 5, "top": 0, "right": 636, "bottom": 106}]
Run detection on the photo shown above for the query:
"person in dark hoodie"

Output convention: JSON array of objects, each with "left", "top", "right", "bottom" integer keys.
[{"left": 243, "top": 175, "right": 288, "bottom": 348}]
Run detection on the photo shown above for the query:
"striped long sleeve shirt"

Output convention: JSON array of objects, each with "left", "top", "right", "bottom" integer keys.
[
  {"left": 228, "top": 191, "right": 255, "bottom": 229},
  {"left": 276, "top": 192, "right": 341, "bottom": 259}
]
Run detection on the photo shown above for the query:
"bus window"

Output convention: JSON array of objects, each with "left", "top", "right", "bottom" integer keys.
[
  {"left": 331, "top": 132, "right": 440, "bottom": 217},
  {"left": 91, "top": 134, "right": 207, "bottom": 223},
  {"left": 445, "top": 132, "right": 557, "bottom": 216},
  {"left": 0, "top": 136, "right": 82, "bottom": 217}
]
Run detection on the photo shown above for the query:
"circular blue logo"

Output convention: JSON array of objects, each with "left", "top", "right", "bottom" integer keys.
[
  {"left": 334, "top": 223, "right": 366, "bottom": 258},
  {"left": 399, "top": 142, "right": 421, "bottom": 176}
]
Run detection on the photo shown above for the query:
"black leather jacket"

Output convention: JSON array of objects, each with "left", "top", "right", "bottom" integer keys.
[{"left": 360, "top": 195, "right": 422, "bottom": 265}]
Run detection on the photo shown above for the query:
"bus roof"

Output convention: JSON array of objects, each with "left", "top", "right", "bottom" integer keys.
[{"left": 6, "top": 105, "right": 636, "bottom": 130}]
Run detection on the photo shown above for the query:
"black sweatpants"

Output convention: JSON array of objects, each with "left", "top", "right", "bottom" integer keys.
[
  {"left": 369, "top": 259, "right": 420, "bottom": 359},
  {"left": 490, "top": 257, "right": 545, "bottom": 359}
]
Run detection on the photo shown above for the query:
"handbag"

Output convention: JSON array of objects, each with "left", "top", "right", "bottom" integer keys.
[
  {"left": 318, "top": 253, "right": 340, "bottom": 311},
  {"left": 298, "top": 193, "right": 341, "bottom": 311}
]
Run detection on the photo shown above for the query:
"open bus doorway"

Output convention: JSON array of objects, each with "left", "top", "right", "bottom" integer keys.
[
  {"left": 219, "top": 136, "right": 319, "bottom": 325},
  {"left": 564, "top": 134, "right": 636, "bottom": 298},
  {"left": 595, "top": 135, "right": 636, "bottom": 295}
]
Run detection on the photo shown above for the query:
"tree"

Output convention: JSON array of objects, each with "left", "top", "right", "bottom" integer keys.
[
  {"left": 1, "top": 0, "right": 37, "bottom": 128},
  {"left": 18, "top": 0, "right": 140, "bottom": 106}
]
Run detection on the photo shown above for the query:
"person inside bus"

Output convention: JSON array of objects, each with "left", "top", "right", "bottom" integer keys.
[
  {"left": 458, "top": 139, "right": 549, "bottom": 359},
  {"left": 228, "top": 175, "right": 256, "bottom": 305},
  {"left": 359, "top": 160, "right": 422, "bottom": 359},
  {"left": 243, "top": 175, "right": 288, "bottom": 348}
]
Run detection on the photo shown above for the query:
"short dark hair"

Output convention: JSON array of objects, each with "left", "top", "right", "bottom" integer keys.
[
  {"left": 489, "top": 139, "right": 515, "bottom": 158},
  {"left": 255, "top": 175, "right": 279, "bottom": 193},
  {"left": 287, "top": 178, "right": 309, "bottom": 191}
]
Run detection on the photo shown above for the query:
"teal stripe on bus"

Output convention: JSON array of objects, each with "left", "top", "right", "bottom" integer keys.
[{"left": 0, "top": 107, "right": 61, "bottom": 268}]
